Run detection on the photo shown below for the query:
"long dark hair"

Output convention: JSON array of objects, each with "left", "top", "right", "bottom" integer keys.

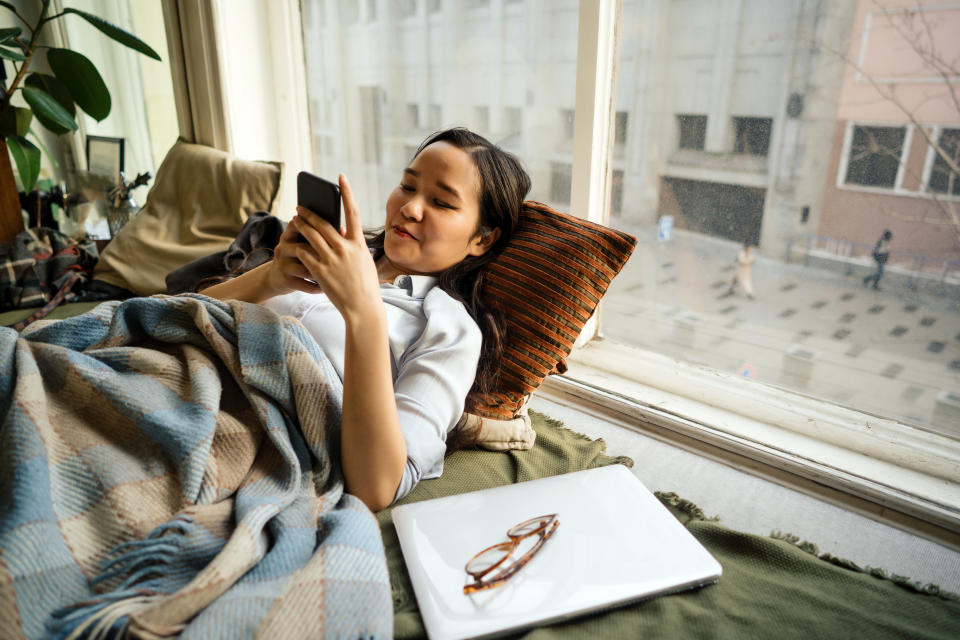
[{"left": 367, "top": 128, "right": 531, "bottom": 392}]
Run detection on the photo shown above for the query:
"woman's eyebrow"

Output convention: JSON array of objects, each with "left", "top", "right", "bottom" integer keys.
[{"left": 403, "top": 168, "right": 461, "bottom": 201}]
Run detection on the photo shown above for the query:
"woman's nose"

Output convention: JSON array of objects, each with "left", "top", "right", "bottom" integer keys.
[{"left": 401, "top": 199, "right": 423, "bottom": 221}]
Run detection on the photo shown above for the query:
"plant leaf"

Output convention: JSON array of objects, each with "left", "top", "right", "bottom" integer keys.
[
  {"left": 7, "top": 134, "right": 41, "bottom": 193},
  {"left": 0, "top": 27, "right": 21, "bottom": 44},
  {"left": 22, "top": 86, "right": 78, "bottom": 133},
  {"left": 0, "top": 105, "right": 32, "bottom": 136},
  {"left": 46, "top": 48, "right": 111, "bottom": 121},
  {"left": 62, "top": 8, "right": 161, "bottom": 61},
  {"left": 25, "top": 73, "right": 75, "bottom": 116},
  {"left": 0, "top": 44, "right": 25, "bottom": 61}
]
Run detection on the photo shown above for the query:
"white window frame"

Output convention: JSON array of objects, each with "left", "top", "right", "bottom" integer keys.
[
  {"left": 164, "top": 0, "right": 960, "bottom": 535},
  {"left": 836, "top": 120, "right": 912, "bottom": 195}
]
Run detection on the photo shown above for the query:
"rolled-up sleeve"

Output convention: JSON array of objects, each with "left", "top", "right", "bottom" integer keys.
[{"left": 392, "top": 288, "right": 481, "bottom": 501}]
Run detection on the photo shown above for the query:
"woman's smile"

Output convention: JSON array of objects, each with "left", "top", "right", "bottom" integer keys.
[{"left": 392, "top": 225, "right": 417, "bottom": 240}]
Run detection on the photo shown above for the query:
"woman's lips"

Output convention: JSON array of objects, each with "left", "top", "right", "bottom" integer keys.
[{"left": 393, "top": 226, "right": 416, "bottom": 240}]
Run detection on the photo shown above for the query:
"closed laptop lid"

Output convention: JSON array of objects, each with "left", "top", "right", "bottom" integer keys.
[{"left": 392, "top": 464, "right": 722, "bottom": 640}]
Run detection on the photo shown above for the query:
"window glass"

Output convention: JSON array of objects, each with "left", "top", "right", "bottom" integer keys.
[
  {"left": 929, "top": 128, "right": 960, "bottom": 196},
  {"left": 603, "top": 0, "right": 960, "bottom": 438},
  {"left": 844, "top": 125, "right": 905, "bottom": 188},
  {"left": 59, "top": 0, "right": 176, "bottom": 237},
  {"left": 300, "top": 0, "right": 578, "bottom": 227}
]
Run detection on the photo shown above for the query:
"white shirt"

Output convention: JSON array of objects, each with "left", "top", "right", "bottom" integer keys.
[{"left": 263, "top": 274, "right": 481, "bottom": 502}]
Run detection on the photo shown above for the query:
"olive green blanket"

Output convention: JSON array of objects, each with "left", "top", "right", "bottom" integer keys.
[{"left": 378, "top": 412, "right": 960, "bottom": 640}]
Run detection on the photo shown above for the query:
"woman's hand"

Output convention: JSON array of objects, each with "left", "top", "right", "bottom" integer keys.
[{"left": 289, "top": 175, "right": 383, "bottom": 323}]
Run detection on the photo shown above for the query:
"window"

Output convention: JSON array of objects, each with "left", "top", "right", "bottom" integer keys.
[
  {"left": 300, "top": 0, "right": 575, "bottom": 224},
  {"left": 928, "top": 128, "right": 960, "bottom": 196},
  {"left": 428, "top": 104, "right": 442, "bottom": 130},
  {"left": 398, "top": 0, "right": 417, "bottom": 19},
  {"left": 733, "top": 117, "right": 772, "bottom": 156},
  {"left": 194, "top": 0, "right": 960, "bottom": 531},
  {"left": 504, "top": 107, "right": 522, "bottom": 135},
  {"left": 677, "top": 115, "right": 707, "bottom": 150},
  {"left": 844, "top": 125, "right": 905, "bottom": 188},
  {"left": 614, "top": 111, "right": 628, "bottom": 146},
  {"left": 358, "top": 86, "right": 384, "bottom": 164},
  {"left": 407, "top": 103, "right": 420, "bottom": 129},
  {"left": 550, "top": 162, "right": 572, "bottom": 206},
  {"left": 60, "top": 0, "right": 176, "bottom": 238},
  {"left": 561, "top": 108, "right": 575, "bottom": 140},
  {"left": 474, "top": 106, "right": 490, "bottom": 135}
]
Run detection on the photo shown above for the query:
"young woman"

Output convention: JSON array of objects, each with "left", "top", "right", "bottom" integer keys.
[{"left": 202, "top": 128, "right": 531, "bottom": 511}]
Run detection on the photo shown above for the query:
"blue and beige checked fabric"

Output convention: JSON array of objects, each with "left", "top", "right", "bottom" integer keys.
[{"left": 0, "top": 294, "right": 392, "bottom": 639}]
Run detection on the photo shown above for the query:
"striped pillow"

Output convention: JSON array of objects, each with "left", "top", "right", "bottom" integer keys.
[{"left": 464, "top": 201, "right": 637, "bottom": 420}]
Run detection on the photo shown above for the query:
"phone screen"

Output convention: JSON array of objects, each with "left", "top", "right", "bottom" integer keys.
[{"left": 297, "top": 171, "right": 341, "bottom": 230}]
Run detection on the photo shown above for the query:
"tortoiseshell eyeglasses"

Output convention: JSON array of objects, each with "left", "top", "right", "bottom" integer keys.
[{"left": 463, "top": 514, "right": 559, "bottom": 595}]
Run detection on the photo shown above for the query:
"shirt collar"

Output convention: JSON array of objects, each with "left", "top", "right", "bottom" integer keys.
[{"left": 388, "top": 274, "right": 437, "bottom": 298}]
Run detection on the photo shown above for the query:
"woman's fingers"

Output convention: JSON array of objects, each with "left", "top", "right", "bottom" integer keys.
[{"left": 339, "top": 174, "right": 362, "bottom": 240}]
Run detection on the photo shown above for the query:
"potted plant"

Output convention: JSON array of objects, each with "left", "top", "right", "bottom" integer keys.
[{"left": 0, "top": 0, "right": 160, "bottom": 243}]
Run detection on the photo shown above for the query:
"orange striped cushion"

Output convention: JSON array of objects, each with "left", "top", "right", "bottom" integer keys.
[{"left": 464, "top": 201, "right": 637, "bottom": 419}]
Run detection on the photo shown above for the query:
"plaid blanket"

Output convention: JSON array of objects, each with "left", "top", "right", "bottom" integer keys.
[
  {"left": 0, "top": 227, "right": 100, "bottom": 312},
  {"left": 0, "top": 294, "right": 392, "bottom": 639}
]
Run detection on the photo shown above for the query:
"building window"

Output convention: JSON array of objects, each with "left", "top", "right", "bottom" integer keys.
[
  {"left": 550, "top": 162, "right": 572, "bottom": 205},
  {"left": 342, "top": 0, "right": 360, "bottom": 24},
  {"left": 733, "top": 117, "right": 772, "bottom": 156},
  {"left": 928, "top": 128, "right": 960, "bottom": 196},
  {"left": 504, "top": 106, "right": 522, "bottom": 135},
  {"left": 677, "top": 114, "right": 707, "bottom": 150},
  {"left": 428, "top": 104, "right": 442, "bottom": 130},
  {"left": 358, "top": 86, "right": 383, "bottom": 163},
  {"left": 614, "top": 111, "right": 628, "bottom": 146},
  {"left": 474, "top": 106, "right": 490, "bottom": 134},
  {"left": 397, "top": 0, "right": 417, "bottom": 18},
  {"left": 844, "top": 125, "right": 905, "bottom": 189},
  {"left": 562, "top": 108, "right": 575, "bottom": 140},
  {"left": 407, "top": 103, "right": 420, "bottom": 129}
]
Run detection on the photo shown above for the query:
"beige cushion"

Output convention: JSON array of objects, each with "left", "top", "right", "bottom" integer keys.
[
  {"left": 449, "top": 402, "right": 536, "bottom": 452},
  {"left": 93, "top": 139, "right": 282, "bottom": 295}
]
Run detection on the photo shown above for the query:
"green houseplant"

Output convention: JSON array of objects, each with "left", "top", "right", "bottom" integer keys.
[{"left": 0, "top": 0, "right": 160, "bottom": 242}]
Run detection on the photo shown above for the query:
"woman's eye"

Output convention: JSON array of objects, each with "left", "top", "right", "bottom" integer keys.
[
  {"left": 400, "top": 183, "right": 414, "bottom": 192},
  {"left": 434, "top": 199, "right": 454, "bottom": 209}
]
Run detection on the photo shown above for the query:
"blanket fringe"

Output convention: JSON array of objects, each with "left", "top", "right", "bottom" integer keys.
[
  {"left": 48, "top": 515, "right": 208, "bottom": 639},
  {"left": 769, "top": 530, "right": 960, "bottom": 601},
  {"left": 655, "top": 491, "right": 719, "bottom": 522}
]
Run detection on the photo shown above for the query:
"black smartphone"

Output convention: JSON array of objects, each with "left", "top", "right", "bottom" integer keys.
[{"left": 296, "top": 171, "right": 341, "bottom": 232}]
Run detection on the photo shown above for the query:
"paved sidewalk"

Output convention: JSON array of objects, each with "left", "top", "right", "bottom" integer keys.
[{"left": 601, "top": 221, "right": 960, "bottom": 438}]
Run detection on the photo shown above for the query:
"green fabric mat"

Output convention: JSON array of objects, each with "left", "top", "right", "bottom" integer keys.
[
  {"left": 0, "top": 300, "right": 104, "bottom": 327},
  {"left": 377, "top": 411, "right": 960, "bottom": 640}
]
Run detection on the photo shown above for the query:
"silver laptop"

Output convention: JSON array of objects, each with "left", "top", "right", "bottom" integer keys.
[{"left": 392, "top": 464, "right": 722, "bottom": 640}]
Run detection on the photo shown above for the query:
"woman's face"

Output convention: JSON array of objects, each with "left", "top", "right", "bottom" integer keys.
[{"left": 382, "top": 141, "right": 499, "bottom": 277}]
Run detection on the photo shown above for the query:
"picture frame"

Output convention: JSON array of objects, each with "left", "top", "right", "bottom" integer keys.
[{"left": 86, "top": 135, "right": 125, "bottom": 184}]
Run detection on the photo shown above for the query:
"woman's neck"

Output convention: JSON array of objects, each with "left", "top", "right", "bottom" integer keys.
[{"left": 376, "top": 256, "right": 405, "bottom": 284}]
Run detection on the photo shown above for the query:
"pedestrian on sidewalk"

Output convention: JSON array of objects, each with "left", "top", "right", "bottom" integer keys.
[
  {"left": 863, "top": 229, "right": 892, "bottom": 290},
  {"left": 729, "top": 242, "right": 756, "bottom": 299}
]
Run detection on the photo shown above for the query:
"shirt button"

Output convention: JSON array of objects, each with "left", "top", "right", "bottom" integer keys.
[{"left": 396, "top": 275, "right": 411, "bottom": 289}]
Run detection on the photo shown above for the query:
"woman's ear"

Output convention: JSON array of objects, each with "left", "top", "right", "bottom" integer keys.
[{"left": 467, "top": 227, "right": 502, "bottom": 257}]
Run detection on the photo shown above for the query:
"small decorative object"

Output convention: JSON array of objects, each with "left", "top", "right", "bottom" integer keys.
[
  {"left": 106, "top": 171, "right": 150, "bottom": 237},
  {"left": 86, "top": 135, "right": 125, "bottom": 184}
]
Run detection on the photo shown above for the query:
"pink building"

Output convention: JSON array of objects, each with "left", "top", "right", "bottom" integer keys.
[{"left": 819, "top": 0, "right": 960, "bottom": 266}]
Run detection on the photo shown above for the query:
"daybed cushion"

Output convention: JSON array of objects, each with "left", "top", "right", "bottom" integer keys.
[
  {"left": 93, "top": 139, "right": 282, "bottom": 295},
  {"left": 463, "top": 201, "right": 637, "bottom": 420},
  {"left": 380, "top": 412, "right": 960, "bottom": 639}
]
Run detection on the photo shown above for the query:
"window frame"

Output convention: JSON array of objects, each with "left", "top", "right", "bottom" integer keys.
[
  {"left": 169, "top": 0, "right": 960, "bottom": 533},
  {"left": 836, "top": 120, "right": 913, "bottom": 194}
]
